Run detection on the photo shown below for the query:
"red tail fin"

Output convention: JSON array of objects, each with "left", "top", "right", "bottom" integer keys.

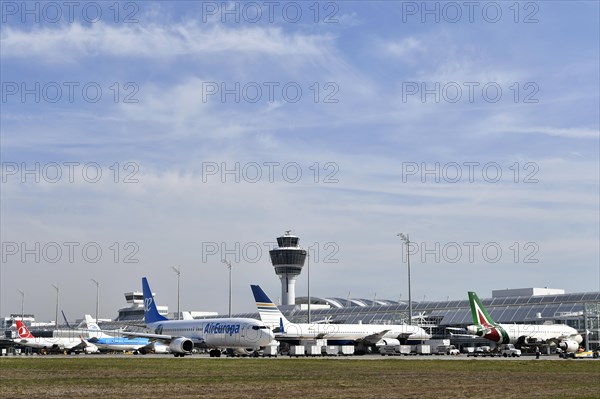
[{"left": 16, "top": 320, "right": 35, "bottom": 338}]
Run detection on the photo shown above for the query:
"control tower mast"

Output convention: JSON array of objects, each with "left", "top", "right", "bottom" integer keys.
[{"left": 269, "top": 231, "right": 307, "bottom": 306}]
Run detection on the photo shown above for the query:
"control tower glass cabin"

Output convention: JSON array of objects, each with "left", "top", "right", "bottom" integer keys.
[{"left": 269, "top": 231, "right": 307, "bottom": 306}]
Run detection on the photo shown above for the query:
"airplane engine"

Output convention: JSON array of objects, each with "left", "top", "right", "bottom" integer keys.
[
  {"left": 84, "top": 344, "right": 99, "bottom": 354},
  {"left": 153, "top": 344, "right": 170, "bottom": 354},
  {"left": 376, "top": 339, "right": 400, "bottom": 347},
  {"left": 558, "top": 340, "right": 579, "bottom": 353},
  {"left": 169, "top": 337, "right": 194, "bottom": 354},
  {"left": 231, "top": 347, "right": 258, "bottom": 357}
]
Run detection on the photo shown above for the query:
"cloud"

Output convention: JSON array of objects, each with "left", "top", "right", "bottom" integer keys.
[
  {"left": 380, "top": 36, "right": 422, "bottom": 58},
  {"left": 1, "top": 22, "right": 335, "bottom": 63},
  {"left": 504, "top": 126, "right": 599, "bottom": 139}
]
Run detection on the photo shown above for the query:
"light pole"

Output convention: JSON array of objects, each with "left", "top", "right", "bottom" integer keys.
[
  {"left": 171, "top": 266, "right": 181, "bottom": 320},
  {"left": 397, "top": 233, "right": 413, "bottom": 325},
  {"left": 18, "top": 290, "right": 24, "bottom": 320},
  {"left": 307, "top": 252, "right": 311, "bottom": 324},
  {"left": 91, "top": 279, "right": 99, "bottom": 322},
  {"left": 51, "top": 284, "right": 59, "bottom": 328},
  {"left": 222, "top": 260, "right": 232, "bottom": 318}
]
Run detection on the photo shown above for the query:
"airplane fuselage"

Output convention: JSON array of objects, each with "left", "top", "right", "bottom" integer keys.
[
  {"left": 146, "top": 318, "right": 274, "bottom": 348},
  {"left": 15, "top": 336, "right": 93, "bottom": 352},
  {"left": 277, "top": 323, "right": 430, "bottom": 342},
  {"left": 92, "top": 337, "right": 151, "bottom": 352},
  {"left": 467, "top": 323, "right": 582, "bottom": 345}
]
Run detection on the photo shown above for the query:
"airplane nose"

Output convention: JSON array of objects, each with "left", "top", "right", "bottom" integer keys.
[{"left": 262, "top": 330, "right": 275, "bottom": 345}]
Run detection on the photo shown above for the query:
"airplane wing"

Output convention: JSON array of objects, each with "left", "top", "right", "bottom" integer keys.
[
  {"left": 67, "top": 337, "right": 92, "bottom": 351},
  {"left": 448, "top": 332, "right": 479, "bottom": 338},
  {"left": 359, "top": 330, "right": 390, "bottom": 345},
  {"left": 122, "top": 331, "right": 205, "bottom": 351},
  {"left": 121, "top": 331, "right": 175, "bottom": 342},
  {"left": 446, "top": 327, "right": 478, "bottom": 339}
]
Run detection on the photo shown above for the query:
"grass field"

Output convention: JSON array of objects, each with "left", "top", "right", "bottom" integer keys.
[{"left": 1, "top": 357, "right": 599, "bottom": 399}]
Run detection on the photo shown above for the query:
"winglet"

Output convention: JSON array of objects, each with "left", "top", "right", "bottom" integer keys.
[{"left": 142, "top": 277, "right": 169, "bottom": 324}]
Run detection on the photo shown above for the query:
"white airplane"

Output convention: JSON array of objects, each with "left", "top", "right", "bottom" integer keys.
[
  {"left": 73, "top": 315, "right": 162, "bottom": 354},
  {"left": 251, "top": 285, "right": 430, "bottom": 350},
  {"left": 14, "top": 320, "right": 98, "bottom": 354},
  {"left": 465, "top": 291, "right": 583, "bottom": 352},
  {"left": 121, "top": 277, "right": 274, "bottom": 357}
]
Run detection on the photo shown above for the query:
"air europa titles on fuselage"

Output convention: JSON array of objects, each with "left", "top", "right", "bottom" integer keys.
[{"left": 204, "top": 322, "right": 241, "bottom": 336}]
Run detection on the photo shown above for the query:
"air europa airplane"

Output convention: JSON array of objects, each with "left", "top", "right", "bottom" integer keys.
[
  {"left": 466, "top": 291, "right": 582, "bottom": 352},
  {"left": 122, "top": 277, "right": 274, "bottom": 357}
]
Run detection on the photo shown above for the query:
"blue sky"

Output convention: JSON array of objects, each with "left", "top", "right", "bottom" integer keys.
[{"left": 1, "top": 1, "right": 598, "bottom": 320}]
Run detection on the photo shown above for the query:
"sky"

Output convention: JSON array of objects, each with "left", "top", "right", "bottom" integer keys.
[{"left": 1, "top": 1, "right": 599, "bottom": 322}]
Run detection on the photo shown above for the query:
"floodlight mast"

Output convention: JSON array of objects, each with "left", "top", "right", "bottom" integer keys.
[
  {"left": 397, "top": 233, "right": 413, "bottom": 325},
  {"left": 51, "top": 284, "right": 59, "bottom": 329},
  {"left": 91, "top": 279, "right": 100, "bottom": 322},
  {"left": 222, "top": 260, "right": 232, "bottom": 318},
  {"left": 18, "top": 290, "right": 24, "bottom": 320},
  {"left": 171, "top": 266, "right": 181, "bottom": 320}
]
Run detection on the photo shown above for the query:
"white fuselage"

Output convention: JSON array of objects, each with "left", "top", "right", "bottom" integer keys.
[
  {"left": 91, "top": 338, "right": 151, "bottom": 352},
  {"left": 467, "top": 323, "right": 582, "bottom": 345},
  {"left": 278, "top": 322, "right": 430, "bottom": 342},
  {"left": 147, "top": 318, "right": 274, "bottom": 348},
  {"left": 15, "top": 336, "right": 90, "bottom": 351}
]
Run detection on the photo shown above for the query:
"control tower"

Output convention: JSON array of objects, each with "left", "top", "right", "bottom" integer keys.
[{"left": 270, "top": 231, "right": 307, "bottom": 306}]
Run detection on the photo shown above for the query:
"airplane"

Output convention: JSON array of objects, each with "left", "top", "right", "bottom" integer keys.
[
  {"left": 14, "top": 320, "right": 98, "bottom": 354},
  {"left": 75, "top": 315, "right": 166, "bottom": 354},
  {"left": 250, "top": 284, "right": 430, "bottom": 352},
  {"left": 465, "top": 291, "right": 583, "bottom": 352},
  {"left": 121, "top": 277, "right": 274, "bottom": 357}
]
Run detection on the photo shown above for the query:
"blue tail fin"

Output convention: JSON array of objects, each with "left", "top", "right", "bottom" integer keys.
[{"left": 142, "top": 277, "right": 168, "bottom": 324}]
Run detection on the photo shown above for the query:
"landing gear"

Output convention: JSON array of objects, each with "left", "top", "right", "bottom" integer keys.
[
  {"left": 173, "top": 353, "right": 186, "bottom": 357},
  {"left": 209, "top": 349, "right": 222, "bottom": 357}
]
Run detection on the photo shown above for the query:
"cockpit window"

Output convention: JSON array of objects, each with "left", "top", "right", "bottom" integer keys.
[{"left": 252, "top": 325, "right": 269, "bottom": 330}]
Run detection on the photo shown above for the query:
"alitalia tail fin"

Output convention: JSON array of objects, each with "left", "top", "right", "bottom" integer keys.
[
  {"left": 468, "top": 291, "right": 496, "bottom": 326},
  {"left": 250, "top": 285, "right": 291, "bottom": 330}
]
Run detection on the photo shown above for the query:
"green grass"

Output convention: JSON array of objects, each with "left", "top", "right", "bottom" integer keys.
[{"left": 1, "top": 357, "right": 599, "bottom": 399}]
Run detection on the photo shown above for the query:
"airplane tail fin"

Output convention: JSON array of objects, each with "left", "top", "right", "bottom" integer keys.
[
  {"left": 84, "top": 314, "right": 95, "bottom": 326},
  {"left": 84, "top": 314, "right": 109, "bottom": 338},
  {"left": 15, "top": 320, "right": 35, "bottom": 338},
  {"left": 142, "top": 277, "right": 169, "bottom": 325},
  {"left": 468, "top": 291, "right": 496, "bottom": 326},
  {"left": 250, "top": 285, "right": 291, "bottom": 330}
]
